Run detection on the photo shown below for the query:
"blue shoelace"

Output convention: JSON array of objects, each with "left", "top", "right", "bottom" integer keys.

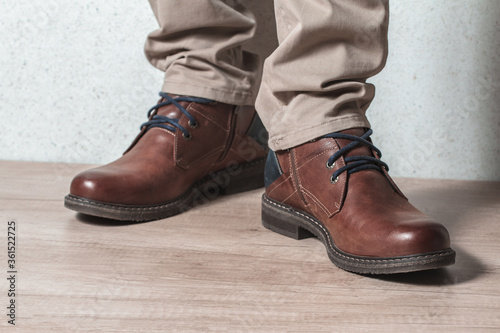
[
  {"left": 140, "top": 92, "right": 214, "bottom": 140},
  {"left": 324, "top": 129, "right": 389, "bottom": 183}
]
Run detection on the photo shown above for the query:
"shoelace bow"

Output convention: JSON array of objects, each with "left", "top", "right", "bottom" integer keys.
[
  {"left": 324, "top": 129, "right": 389, "bottom": 183},
  {"left": 140, "top": 92, "right": 214, "bottom": 140}
]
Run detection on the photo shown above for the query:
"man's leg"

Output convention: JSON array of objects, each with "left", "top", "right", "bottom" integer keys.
[
  {"left": 145, "top": 0, "right": 260, "bottom": 105},
  {"left": 258, "top": 0, "right": 455, "bottom": 274},
  {"left": 256, "top": 0, "right": 387, "bottom": 150},
  {"left": 65, "top": 0, "right": 268, "bottom": 221}
]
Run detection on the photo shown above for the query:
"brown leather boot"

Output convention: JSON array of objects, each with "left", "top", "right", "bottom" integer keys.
[
  {"left": 262, "top": 128, "right": 455, "bottom": 274},
  {"left": 65, "top": 93, "right": 268, "bottom": 221}
]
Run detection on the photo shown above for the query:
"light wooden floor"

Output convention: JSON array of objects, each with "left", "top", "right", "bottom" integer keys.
[{"left": 0, "top": 160, "right": 499, "bottom": 332}]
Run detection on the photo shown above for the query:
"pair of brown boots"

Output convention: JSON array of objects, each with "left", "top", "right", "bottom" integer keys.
[{"left": 65, "top": 93, "right": 455, "bottom": 274}]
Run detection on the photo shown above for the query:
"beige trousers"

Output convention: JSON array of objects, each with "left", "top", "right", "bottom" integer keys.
[{"left": 145, "top": 0, "right": 389, "bottom": 150}]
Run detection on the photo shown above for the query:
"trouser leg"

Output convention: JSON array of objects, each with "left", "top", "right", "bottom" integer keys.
[
  {"left": 145, "top": 0, "right": 260, "bottom": 105},
  {"left": 256, "top": 0, "right": 389, "bottom": 150}
]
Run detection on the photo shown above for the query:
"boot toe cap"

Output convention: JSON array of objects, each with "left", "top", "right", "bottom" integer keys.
[
  {"left": 387, "top": 220, "right": 451, "bottom": 257},
  {"left": 69, "top": 169, "right": 121, "bottom": 203}
]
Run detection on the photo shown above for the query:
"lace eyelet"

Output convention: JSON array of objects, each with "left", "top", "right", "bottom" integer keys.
[
  {"left": 188, "top": 120, "right": 198, "bottom": 129},
  {"left": 326, "top": 160, "right": 335, "bottom": 169},
  {"left": 330, "top": 175, "right": 339, "bottom": 184},
  {"left": 182, "top": 132, "right": 192, "bottom": 141}
]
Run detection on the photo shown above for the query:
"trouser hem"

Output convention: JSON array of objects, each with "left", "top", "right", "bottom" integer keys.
[
  {"left": 162, "top": 80, "right": 254, "bottom": 106},
  {"left": 269, "top": 115, "right": 371, "bottom": 151}
]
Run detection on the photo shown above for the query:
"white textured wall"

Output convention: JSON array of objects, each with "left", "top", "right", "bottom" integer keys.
[{"left": 1, "top": 0, "right": 499, "bottom": 181}]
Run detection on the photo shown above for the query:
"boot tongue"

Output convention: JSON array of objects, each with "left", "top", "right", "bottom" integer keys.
[
  {"left": 154, "top": 95, "right": 190, "bottom": 119},
  {"left": 334, "top": 128, "right": 374, "bottom": 158}
]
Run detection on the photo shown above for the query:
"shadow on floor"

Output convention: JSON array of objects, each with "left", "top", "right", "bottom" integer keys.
[
  {"left": 370, "top": 245, "right": 485, "bottom": 286},
  {"left": 75, "top": 213, "right": 151, "bottom": 227}
]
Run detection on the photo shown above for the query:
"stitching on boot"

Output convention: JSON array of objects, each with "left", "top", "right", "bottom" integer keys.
[{"left": 263, "top": 195, "right": 453, "bottom": 264}]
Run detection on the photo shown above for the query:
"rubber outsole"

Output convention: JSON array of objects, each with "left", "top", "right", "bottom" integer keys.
[
  {"left": 261, "top": 194, "right": 456, "bottom": 274},
  {"left": 64, "top": 158, "right": 266, "bottom": 222}
]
